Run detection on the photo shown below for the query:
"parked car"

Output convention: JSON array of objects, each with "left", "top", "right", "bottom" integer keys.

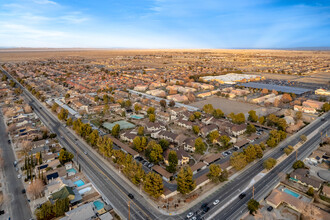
[
  {"left": 148, "top": 163, "right": 154, "bottom": 168},
  {"left": 84, "top": 151, "right": 88, "bottom": 155},
  {"left": 239, "top": 193, "right": 246, "bottom": 199},
  {"left": 128, "top": 193, "right": 134, "bottom": 199},
  {"left": 202, "top": 206, "right": 210, "bottom": 213},
  {"left": 213, "top": 199, "right": 219, "bottom": 205},
  {"left": 267, "top": 206, "right": 273, "bottom": 212},
  {"left": 7, "top": 140, "right": 11, "bottom": 144},
  {"left": 186, "top": 212, "right": 194, "bottom": 218},
  {"left": 201, "top": 203, "right": 208, "bottom": 209},
  {"left": 17, "top": 174, "right": 21, "bottom": 179},
  {"left": 21, "top": 189, "right": 26, "bottom": 194}
]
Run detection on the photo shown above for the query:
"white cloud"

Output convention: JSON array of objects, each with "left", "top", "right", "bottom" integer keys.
[{"left": 33, "top": 0, "right": 57, "bottom": 5}]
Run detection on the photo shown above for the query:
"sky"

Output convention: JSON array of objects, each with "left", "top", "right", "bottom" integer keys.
[{"left": 0, "top": 0, "right": 329, "bottom": 48}]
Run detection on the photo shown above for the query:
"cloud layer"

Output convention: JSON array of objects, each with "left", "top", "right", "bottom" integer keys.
[{"left": 0, "top": 0, "right": 329, "bottom": 48}]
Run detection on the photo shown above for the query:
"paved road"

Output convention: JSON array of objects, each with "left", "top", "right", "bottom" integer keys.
[
  {"left": 3, "top": 66, "right": 329, "bottom": 220},
  {"left": 0, "top": 108, "right": 32, "bottom": 220}
]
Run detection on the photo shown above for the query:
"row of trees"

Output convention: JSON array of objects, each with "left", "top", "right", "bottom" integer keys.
[
  {"left": 266, "top": 130, "right": 287, "bottom": 148},
  {"left": 207, "top": 164, "right": 228, "bottom": 183},
  {"left": 230, "top": 143, "right": 266, "bottom": 171},
  {"left": 35, "top": 198, "right": 70, "bottom": 220}
]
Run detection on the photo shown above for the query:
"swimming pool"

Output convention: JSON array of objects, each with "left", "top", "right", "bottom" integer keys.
[
  {"left": 283, "top": 188, "right": 300, "bottom": 198},
  {"left": 93, "top": 200, "right": 104, "bottom": 210},
  {"left": 74, "top": 179, "right": 85, "bottom": 187},
  {"left": 67, "top": 168, "right": 77, "bottom": 174},
  {"left": 130, "top": 115, "right": 144, "bottom": 119}
]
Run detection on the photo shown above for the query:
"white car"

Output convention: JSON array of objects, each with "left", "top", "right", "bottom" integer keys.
[
  {"left": 213, "top": 199, "right": 220, "bottom": 205},
  {"left": 186, "top": 212, "right": 194, "bottom": 218},
  {"left": 17, "top": 174, "right": 21, "bottom": 179}
]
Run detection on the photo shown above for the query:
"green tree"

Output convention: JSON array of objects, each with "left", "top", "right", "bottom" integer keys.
[
  {"left": 147, "top": 107, "right": 155, "bottom": 115},
  {"left": 208, "top": 130, "right": 219, "bottom": 143},
  {"left": 263, "top": 158, "right": 277, "bottom": 170},
  {"left": 58, "top": 148, "right": 74, "bottom": 164},
  {"left": 137, "top": 126, "right": 144, "bottom": 136},
  {"left": 158, "top": 139, "right": 169, "bottom": 151},
  {"left": 160, "top": 99, "right": 167, "bottom": 109},
  {"left": 193, "top": 111, "right": 202, "bottom": 120},
  {"left": 88, "top": 130, "right": 99, "bottom": 147},
  {"left": 134, "top": 103, "right": 141, "bottom": 113},
  {"left": 51, "top": 103, "right": 59, "bottom": 112},
  {"left": 111, "top": 124, "right": 120, "bottom": 137},
  {"left": 244, "top": 145, "right": 257, "bottom": 163},
  {"left": 97, "top": 136, "right": 113, "bottom": 157},
  {"left": 266, "top": 137, "right": 277, "bottom": 148},
  {"left": 248, "top": 110, "right": 258, "bottom": 122},
  {"left": 292, "top": 160, "right": 305, "bottom": 169},
  {"left": 220, "top": 135, "right": 231, "bottom": 148},
  {"left": 176, "top": 166, "right": 196, "bottom": 194},
  {"left": 65, "top": 93, "right": 70, "bottom": 99},
  {"left": 246, "top": 124, "right": 256, "bottom": 135},
  {"left": 207, "top": 164, "right": 222, "bottom": 183},
  {"left": 296, "top": 111, "right": 302, "bottom": 120},
  {"left": 192, "top": 125, "right": 200, "bottom": 135},
  {"left": 143, "top": 172, "right": 164, "bottom": 198},
  {"left": 321, "top": 102, "right": 330, "bottom": 112},
  {"left": 254, "top": 144, "right": 263, "bottom": 158},
  {"left": 247, "top": 199, "right": 260, "bottom": 215},
  {"left": 146, "top": 141, "right": 163, "bottom": 163},
  {"left": 166, "top": 150, "right": 178, "bottom": 173},
  {"left": 58, "top": 108, "right": 69, "bottom": 121},
  {"left": 203, "top": 104, "right": 214, "bottom": 114},
  {"left": 66, "top": 117, "right": 72, "bottom": 126},
  {"left": 1, "top": 74, "right": 7, "bottom": 81},
  {"left": 168, "top": 100, "right": 175, "bottom": 107},
  {"left": 133, "top": 136, "right": 148, "bottom": 152},
  {"left": 230, "top": 152, "right": 247, "bottom": 170},
  {"left": 149, "top": 114, "right": 155, "bottom": 122},
  {"left": 306, "top": 187, "right": 314, "bottom": 196},
  {"left": 195, "top": 137, "right": 206, "bottom": 154},
  {"left": 258, "top": 116, "right": 265, "bottom": 125},
  {"left": 189, "top": 114, "right": 195, "bottom": 122},
  {"left": 300, "top": 135, "right": 307, "bottom": 143},
  {"left": 213, "top": 109, "right": 224, "bottom": 118}
]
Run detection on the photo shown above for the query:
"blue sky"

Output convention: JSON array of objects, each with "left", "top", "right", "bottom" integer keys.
[{"left": 0, "top": 0, "right": 329, "bottom": 48}]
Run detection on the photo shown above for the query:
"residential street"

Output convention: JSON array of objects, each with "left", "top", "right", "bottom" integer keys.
[{"left": 0, "top": 108, "right": 32, "bottom": 220}]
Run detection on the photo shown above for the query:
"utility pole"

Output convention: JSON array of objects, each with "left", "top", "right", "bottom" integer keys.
[{"left": 128, "top": 200, "right": 130, "bottom": 220}]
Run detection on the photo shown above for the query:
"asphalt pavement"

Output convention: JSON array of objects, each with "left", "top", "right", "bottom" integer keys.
[{"left": 0, "top": 108, "right": 32, "bottom": 220}]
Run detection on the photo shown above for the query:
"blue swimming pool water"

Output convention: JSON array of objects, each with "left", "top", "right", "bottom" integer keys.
[
  {"left": 67, "top": 168, "right": 77, "bottom": 174},
  {"left": 130, "top": 115, "right": 143, "bottom": 119},
  {"left": 93, "top": 200, "right": 104, "bottom": 210},
  {"left": 74, "top": 179, "right": 85, "bottom": 187},
  {"left": 283, "top": 188, "right": 300, "bottom": 198}
]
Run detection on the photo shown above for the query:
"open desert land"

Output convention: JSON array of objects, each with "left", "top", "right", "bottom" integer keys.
[{"left": 190, "top": 96, "right": 279, "bottom": 116}]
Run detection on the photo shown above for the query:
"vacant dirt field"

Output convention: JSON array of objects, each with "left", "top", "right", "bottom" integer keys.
[{"left": 190, "top": 96, "right": 279, "bottom": 116}]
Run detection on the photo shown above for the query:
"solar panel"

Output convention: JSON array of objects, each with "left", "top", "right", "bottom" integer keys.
[{"left": 241, "top": 82, "right": 312, "bottom": 95}]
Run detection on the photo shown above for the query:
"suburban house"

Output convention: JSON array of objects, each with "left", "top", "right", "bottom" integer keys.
[
  {"left": 145, "top": 122, "right": 166, "bottom": 132},
  {"left": 290, "top": 168, "right": 323, "bottom": 190},
  {"left": 120, "top": 131, "right": 137, "bottom": 143},
  {"left": 156, "top": 112, "right": 171, "bottom": 123},
  {"left": 163, "top": 149, "right": 190, "bottom": 166},
  {"left": 200, "top": 124, "right": 218, "bottom": 137},
  {"left": 266, "top": 188, "right": 309, "bottom": 213},
  {"left": 183, "top": 137, "right": 195, "bottom": 152},
  {"left": 175, "top": 119, "right": 193, "bottom": 130},
  {"left": 157, "top": 130, "right": 178, "bottom": 143},
  {"left": 231, "top": 124, "right": 247, "bottom": 137}
]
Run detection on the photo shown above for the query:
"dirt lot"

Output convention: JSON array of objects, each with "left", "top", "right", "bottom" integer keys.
[{"left": 190, "top": 96, "right": 279, "bottom": 116}]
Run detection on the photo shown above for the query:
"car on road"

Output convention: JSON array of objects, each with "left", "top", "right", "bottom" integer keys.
[
  {"left": 21, "top": 189, "right": 26, "bottom": 194},
  {"left": 186, "top": 212, "right": 194, "bottom": 218},
  {"left": 39, "top": 107, "right": 42, "bottom": 109},
  {"left": 0, "top": 210, "right": 4, "bottom": 215},
  {"left": 75, "top": 138, "right": 78, "bottom": 141},
  {"left": 128, "top": 193, "right": 134, "bottom": 199},
  {"left": 201, "top": 203, "right": 208, "bottom": 209},
  {"left": 267, "top": 206, "right": 273, "bottom": 211},
  {"left": 13, "top": 161, "right": 17, "bottom": 166},
  {"left": 84, "top": 151, "right": 88, "bottom": 155},
  {"left": 7, "top": 140, "right": 11, "bottom": 144},
  {"left": 202, "top": 206, "right": 210, "bottom": 213},
  {"left": 15, "top": 167, "right": 19, "bottom": 172},
  {"left": 239, "top": 193, "right": 246, "bottom": 199},
  {"left": 17, "top": 174, "right": 21, "bottom": 179},
  {"left": 213, "top": 199, "right": 219, "bottom": 205}
]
